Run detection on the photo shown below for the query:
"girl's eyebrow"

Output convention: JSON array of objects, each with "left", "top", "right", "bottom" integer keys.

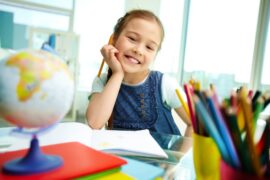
[{"left": 126, "top": 31, "right": 159, "bottom": 46}]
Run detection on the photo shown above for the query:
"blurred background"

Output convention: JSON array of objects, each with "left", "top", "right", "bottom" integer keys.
[{"left": 0, "top": 0, "right": 269, "bottom": 129}]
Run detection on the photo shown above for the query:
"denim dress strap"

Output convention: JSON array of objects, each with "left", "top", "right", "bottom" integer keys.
[{"left": 112, "top": 71, "right": 181, "bottom": 135}]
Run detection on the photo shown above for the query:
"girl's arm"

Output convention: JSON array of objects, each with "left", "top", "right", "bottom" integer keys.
[
  {"left": 86, "top": 44, "right": 124, "bottom": 129},
  {"left": 174, "top": 107, "right": 193, "bottom": 137},
  {"left": 86, "top": 72, "right": 123, "bottom": 129}
]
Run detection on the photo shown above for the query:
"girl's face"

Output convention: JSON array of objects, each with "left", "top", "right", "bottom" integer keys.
[{"left": 114, "top": 18, "right": 162, "bottom": 75}]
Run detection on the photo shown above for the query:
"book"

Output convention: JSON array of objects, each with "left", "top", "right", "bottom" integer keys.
[
  {"left": 0, "top": 142, "right": 127, "bottom": 179},
  {"left": 77, "top": 157, "right": 165, "bottom": 180},
  {"left": 76, "top": 168, "right": 132, "bottom": 180},
  {"left": 91, "top": 129, "right": 168, "bottom": 159},
  {"left": 0, "top": 122, "right": 168, "bottom": 159},
  {"left": 97, "top": 172, "right": 134, "bottom": 180},
  {"left": 121, "top": 157, "right": 165, "bottom": 179}
]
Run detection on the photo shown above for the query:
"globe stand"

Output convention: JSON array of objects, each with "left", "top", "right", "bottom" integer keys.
[{"left": 3, "top": 135, "right": 63, "bottom": 175}]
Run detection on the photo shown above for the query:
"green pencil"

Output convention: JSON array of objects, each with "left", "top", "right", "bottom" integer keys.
[{"left": 225, "top": 107, "right": 252, "bottom": 172}]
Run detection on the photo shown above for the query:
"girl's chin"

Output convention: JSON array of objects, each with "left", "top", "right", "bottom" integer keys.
[{"left": 121, "top": 64, "right": 139, "bottom": 73}]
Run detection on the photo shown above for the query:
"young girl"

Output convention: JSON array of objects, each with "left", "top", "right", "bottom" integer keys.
[{"left": 86, "top": 9, "right": 192, "bottom": 136}]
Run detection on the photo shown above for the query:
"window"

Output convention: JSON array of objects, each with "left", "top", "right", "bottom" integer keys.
[
  {"left": 183, "top": 0, "right": 260, "bottom": 98},
  {"left": 154, "top": 0, "right": 185, "bottom": 77},
  {"left": 20, "top": 0, "right": 73, "bottom": 10},
  {"left": 0, "top": 4, "right": 69, "bottom": 31},
  {"left": 261, "top": 19, "right": 270, "bottom": 91},
  {"left": 74, "top": 0, "right": 124, "bottom": 91}
]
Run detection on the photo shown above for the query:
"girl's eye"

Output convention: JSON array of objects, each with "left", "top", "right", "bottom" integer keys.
[
  {"left": 146, "top": 46, "right": 154, "bottom": 51},
  {"left": 128, "top": 36, "right": 136, "bottom": 41}
]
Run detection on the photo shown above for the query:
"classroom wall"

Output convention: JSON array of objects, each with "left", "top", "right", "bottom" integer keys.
[
  {"left": 0, "top": 11, "right": 28, "bottom": 50},
  {"left": 13, "top": 24, "right": 28, "bottom": 50},
  {"left": 0, "top": 11, "right": 14, "bottom": 49},
  {"left": 125, "top": 0, "right": 161, "bottom": 15}
]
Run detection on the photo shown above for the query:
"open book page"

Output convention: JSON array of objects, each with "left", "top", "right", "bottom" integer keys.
[
  {"left": 91, "top": 129, "right": 168, "bottom": 159},
  {"left": 0, "top": 122, "right": 93, "bottom": 152},
  {"left": 0, "top": 122, "right": 168, "bottom": 159}
]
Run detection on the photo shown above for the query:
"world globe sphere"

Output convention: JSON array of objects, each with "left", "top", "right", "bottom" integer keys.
[{"left": 0, "top": 50, "right": 74, "bottom": 128}]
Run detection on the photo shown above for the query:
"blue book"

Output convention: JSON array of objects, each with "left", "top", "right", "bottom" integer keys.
[{"left": 121, "top": 157, "right": 164, "bottom": 180}]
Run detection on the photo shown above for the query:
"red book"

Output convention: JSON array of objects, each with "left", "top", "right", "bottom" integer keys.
[{"left": 0, "top": 142, "right": 127, "bottom": 180}]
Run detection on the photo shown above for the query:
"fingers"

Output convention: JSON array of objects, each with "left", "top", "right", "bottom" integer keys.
[
  {"left": 100, "top": 45, "right": 123, "bottom": 74},
  {"left": 100, "top": 45, "right": 119, "bottom": 61}
]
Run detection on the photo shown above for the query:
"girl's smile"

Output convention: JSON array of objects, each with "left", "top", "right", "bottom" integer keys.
[
  {"left": 114, "top": 18, "right": 162, "bottom": 76},
  {"left": 124, "top": 55, "right": 141, "bottom": 64}
]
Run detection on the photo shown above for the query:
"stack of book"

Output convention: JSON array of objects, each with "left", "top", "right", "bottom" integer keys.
[{"left": 0, "top": 122, "right": 167, "bottom": 179}]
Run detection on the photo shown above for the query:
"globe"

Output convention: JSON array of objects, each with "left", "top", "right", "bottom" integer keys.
[
  {"left": 0, "top": 49, "right": 75, "bottom": 175},
  {"left": 0, "top": 49, "right": 74, "bottom": 128}
]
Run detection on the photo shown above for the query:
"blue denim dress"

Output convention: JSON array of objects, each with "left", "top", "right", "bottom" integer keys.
[{"left": 112, "top": 71, "right": 181, "bottom": 135}]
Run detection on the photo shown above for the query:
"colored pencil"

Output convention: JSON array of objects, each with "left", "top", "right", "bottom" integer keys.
[
  {"left": 224, "top": 107, "right": 252, "bottom": 172},
  {"left": 252, "top": 90, "right": 261, "bottom": 111},
  {"left": 207, "top": 93, "right": 241, "bottom": 168},
  {"left": 239, "top": 95, "right": 263, "bottom": 176},
  {"left": 193, "top": 95, "right": 232, "bottom": 165},
  {"left": 252, "top": 97, "right": 264, "bottom": 134},
  {"left": 184, "top": 84, "right": 198, "bottom": 133},
  {"left": 175, "top": 89, "right": 190, "bottom": 117}
]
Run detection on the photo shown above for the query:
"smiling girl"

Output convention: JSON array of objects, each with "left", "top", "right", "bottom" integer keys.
[{"left": 86, "top": 9, "right": 192, "bottom": 136}]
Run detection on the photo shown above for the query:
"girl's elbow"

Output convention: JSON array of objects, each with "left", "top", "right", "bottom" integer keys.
[
  {"left": 87, "top": 119, "right": 103, "bottom": 129},
  {"left": 86, "top": 107, "right": 108, "bottom": 129},
  {"left": 89, "top": 122, "right": 102, "bottom": 129},
  {"left": 86, "top": 115, "right": 105, "bottom": 129}
]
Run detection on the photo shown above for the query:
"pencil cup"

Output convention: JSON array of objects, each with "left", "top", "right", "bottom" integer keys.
[
  {"left": 220, "top": 159, "right": 268, "bottom": 180},
  {"left": 193, "top": 133, "right": 220, "bottom": 180}
]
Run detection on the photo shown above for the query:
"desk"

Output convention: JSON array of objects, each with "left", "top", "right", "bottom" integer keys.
[
  {"left": 124, "top": 131, "right": 195, "bottom": 179},
  {"left": 0, "top": 122, "right": 195, "bottom": 179}
]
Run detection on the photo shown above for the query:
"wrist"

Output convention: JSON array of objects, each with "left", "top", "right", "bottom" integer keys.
[{"left": 111, "top": 71, "right": 124, "bottom": 81}]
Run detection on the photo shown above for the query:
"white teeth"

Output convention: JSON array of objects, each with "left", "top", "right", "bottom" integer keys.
[{"left": 127, "top": 57, "right": 139, "bottom": 64}]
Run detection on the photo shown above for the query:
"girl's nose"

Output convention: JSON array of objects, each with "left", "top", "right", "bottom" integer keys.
[{"left": 132, "top": 47, "right": 142, "bottom": 56}]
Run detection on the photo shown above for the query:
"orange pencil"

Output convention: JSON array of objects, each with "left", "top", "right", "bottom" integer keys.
[
  {"left": 97, "top": 35, "right": 114, "bottom": 77},
  {"left": 239, "top": 94, "right": 263, "bottom": 176}
]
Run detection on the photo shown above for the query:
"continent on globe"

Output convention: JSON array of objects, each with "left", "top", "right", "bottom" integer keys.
[
  {"left": 0, "top": 50, "right": 74, "bottom": 128},
  {"left": 6, "top": 51, "right": 72, "bottom": 102}
]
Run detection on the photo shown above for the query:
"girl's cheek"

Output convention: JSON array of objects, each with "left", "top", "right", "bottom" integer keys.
[{"left": 115, "top": 52, "right": 121, "bottom": 60}]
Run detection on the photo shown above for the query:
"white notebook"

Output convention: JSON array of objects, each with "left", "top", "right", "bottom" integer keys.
[
  {"left": 0, "top": 122, "right": 168, "bottom": 159},
  {"left": 91, "top": 129, "right": 168, "bottom": 158}
]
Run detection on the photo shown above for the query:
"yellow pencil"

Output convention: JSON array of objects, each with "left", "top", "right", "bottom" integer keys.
[
  {"left": 97, "top": 35, "right": 114, "bottom": 77},
  {"left": 175, "top": 89, "right": 190, "bottom": 117},
  {"left": 194, "top": 81, "right": 201, "bottom": 91}
]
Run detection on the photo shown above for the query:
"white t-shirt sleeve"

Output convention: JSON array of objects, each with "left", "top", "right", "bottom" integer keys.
[
  {"left": 161, "top": 74, "right": 187, "bottom": 108},
  {"left": 89, "top": 74, "right": 107, "bottom": 100}
]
